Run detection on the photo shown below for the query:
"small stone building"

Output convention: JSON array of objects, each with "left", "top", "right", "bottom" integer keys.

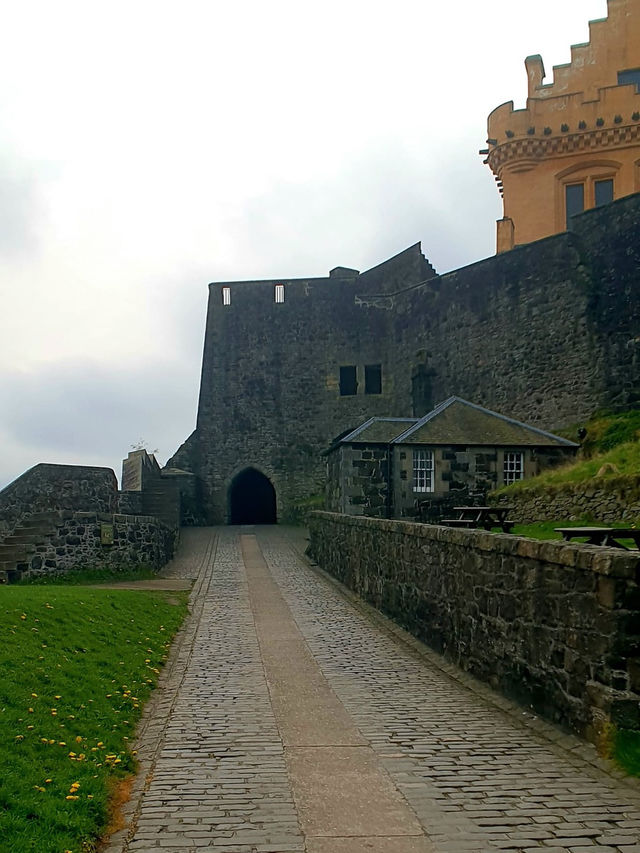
[{"left": 325, "top": 397, "right": 578, "bottom": 519}]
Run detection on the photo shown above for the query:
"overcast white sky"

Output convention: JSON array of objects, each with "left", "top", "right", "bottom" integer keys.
[{"left": 0, "top": 0, "right": 609, "bottom": 489}]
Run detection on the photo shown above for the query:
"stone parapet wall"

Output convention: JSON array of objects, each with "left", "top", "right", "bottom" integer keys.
[
  {"left": 0, "top": 464, "right": 118, "bottom": 538},
  {"left": 21, "top": 511, "right": 175, "bottom": 578},
  {"left": 493, "top": 476, "right": 640, "bottom": 524},
  {"left": 308, "top": 511, "right": 640, "bottom": 743}
]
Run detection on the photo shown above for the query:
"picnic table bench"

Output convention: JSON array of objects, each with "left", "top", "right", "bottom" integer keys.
[
  {"left": 441, "top": 506, "right": 514, "bottom": 533},
  {"left": 554, "top": 527, "right": 640, "bottom": 550}
]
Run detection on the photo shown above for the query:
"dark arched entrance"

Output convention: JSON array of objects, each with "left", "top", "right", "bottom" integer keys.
[{"left": 228, "top": 468, "right": 277, "bottom": 524}]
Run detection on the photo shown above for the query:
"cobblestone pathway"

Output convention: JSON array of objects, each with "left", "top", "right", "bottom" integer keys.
[{"left": 108, "top": 526, "right": 640, "bottom": 853}]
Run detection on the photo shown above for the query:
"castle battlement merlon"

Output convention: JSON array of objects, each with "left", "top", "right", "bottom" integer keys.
[{"left": 484, "top": 0, "right": 640, "bottom": 251}]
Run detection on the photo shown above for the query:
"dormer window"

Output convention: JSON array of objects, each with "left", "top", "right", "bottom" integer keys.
[
  {"left": 222, "top": 286, "right": 231, "bottom": 306},
  {"left": 274, "top": 284, "right": 285, "bottom": 303}
]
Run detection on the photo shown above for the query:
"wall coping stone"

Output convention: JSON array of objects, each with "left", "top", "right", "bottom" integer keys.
[{"left": 311, "top": 511, "right": 640, "bottom": 579}]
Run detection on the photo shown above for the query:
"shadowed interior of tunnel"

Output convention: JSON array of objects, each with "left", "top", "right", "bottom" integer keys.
[{"left": 228, "top": 468, "right": 277, "bottom": 524}]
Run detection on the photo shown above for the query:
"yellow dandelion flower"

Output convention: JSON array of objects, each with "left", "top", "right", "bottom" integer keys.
[
  {"left": 65, "top": 795, "right": 79, "bottom": 801},
  {"left": 45, "top": 779, "right": 52, "bottom": 784},
  {"left": 31, "top": 693, "right": 38, "bottom": 698},
  {"left": 75, "top": 736, "right": 83, "bottom": 743}
]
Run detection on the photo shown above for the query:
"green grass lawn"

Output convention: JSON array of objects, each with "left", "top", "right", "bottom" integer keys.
[
  {"left": 613, "top": 728, "right": 640, "bottom": 777},
  {"left": 0, "top": 585, "right": 188, "bottom": 852}
]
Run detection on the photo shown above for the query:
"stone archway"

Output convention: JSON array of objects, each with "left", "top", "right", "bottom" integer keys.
[{"left": 228, "top": 468, "right": 277, "bottom": 524}]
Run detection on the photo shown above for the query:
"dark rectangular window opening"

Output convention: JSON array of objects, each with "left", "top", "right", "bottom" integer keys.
[
  {"left": 339, "top": 366, "right": 357, "bottom": 396},
  {"left": 565, "top": 183, "right": 584, "bottom": 228},
  {"left": 618, "top": 68, "right": 640, "bottom": 92},
  {"left": 595, "top": 178, "right": 614, "bottom": 207},
  {"left": 364, "top": 363, "right": 382, "bottom": 395}
]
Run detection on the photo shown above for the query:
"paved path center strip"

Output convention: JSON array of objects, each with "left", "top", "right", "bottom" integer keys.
[{"left": 240, "top": 533, "right": 433, "bottom": 851}]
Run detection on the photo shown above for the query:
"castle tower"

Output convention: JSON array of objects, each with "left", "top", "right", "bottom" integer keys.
[{"left": 484, "top": 0, "right": 640, "bottom": 252}]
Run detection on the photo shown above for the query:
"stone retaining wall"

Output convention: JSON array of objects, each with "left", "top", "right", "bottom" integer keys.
[
  {"left": 22, "top": 511, "right": 175, "bottom": 578},
  {"left": 493, "top": 476, "right": 640, "bottom": 525},
  {"left": 308, "top": 511, "right": 640, "bottom": 743}
]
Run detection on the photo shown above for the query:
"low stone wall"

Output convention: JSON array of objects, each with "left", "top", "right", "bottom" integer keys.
[
  {"left": 0, "top": 464, "right": 118, "bottom": 537},
  {"left": 493, "top": 476, "right": 640, "bottom": 525},
  {"left": 308, "top": 511, "right": 640, "bottom": 743},
  {"left": 21, "top": 511, "right": 175, "bottom": 578}
]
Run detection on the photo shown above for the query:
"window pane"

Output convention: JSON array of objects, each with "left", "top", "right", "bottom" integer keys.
[
  {"left": 565, "top": 184, "right": 584, "bottom": 228},
  {"left": 595, "top": 179, "right": 614, "bottom": 207},
  {"left": 503, "top": 452, "right": 524, "bottom": 485},
  {"left": 339, "top": 366, "right": 357, "bottom": 396},
  {"left": 364, "top": 364, "right": 382, "bottom": 395},
  {"left": 412, "top": 449, "right": 434, "bottom": 493}
]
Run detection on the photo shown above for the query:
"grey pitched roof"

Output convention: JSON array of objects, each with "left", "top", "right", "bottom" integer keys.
[
  {"left": 340, "top": 417, "right": 419, "bottom": 445},
  {"left": 392, "top": 397, "right": 579, "bottom": 447}
]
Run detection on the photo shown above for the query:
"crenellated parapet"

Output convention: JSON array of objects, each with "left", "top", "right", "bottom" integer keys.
[{"left": 483, "top": 0, "right": 640, "bottom": 250}]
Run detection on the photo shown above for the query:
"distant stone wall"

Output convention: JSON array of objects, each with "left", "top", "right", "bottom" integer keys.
[
  {"left": 309, "top": 512, "right": 640, "bottom": 743},
  {"left": 21, "top": 511, "right": 175, "bottom": 578},
  {"left": 173, "top": 192, "right": 640, "bottom": 524},
  {"left": 493, "top": 476, "right": 640, "bottom": 524},
  {"left": 0, "top": 464, "right": 118, "bottom": 537}
]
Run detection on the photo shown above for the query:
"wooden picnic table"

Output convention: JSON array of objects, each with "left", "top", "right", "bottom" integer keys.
[
  {"left": 554, "top": 527, "right": 640, "bottom": 550},
  {"left": 441, "top": 506, "right": 514, "bottom": 533}
]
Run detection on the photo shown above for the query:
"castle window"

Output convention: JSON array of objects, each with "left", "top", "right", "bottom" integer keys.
[
  {"left": 413, "top": 450, "right": 434, "bottom": 493},
  {"left": 364, "top": 363, "right": 382, "bottom": 395},
  {"left": 618, "top": 68, "right": 640, "bottom": 92},
  {"left": 595, "top": 179, "right": 614, "bottom": 206},
  {"left": 565, "top": 183, "right": 584, "bottom": 227},
  {"left": 222, "top": 286, "right": 231, "bottom": 306},
  {"left": 274, "top": 284, "right": 285, "bottom": 303},
  {"left": 503, "top": 451, "right": 524, "bottom": 485},
  {"left": 339, "top": 366, "right": 357, "bottom": 396}
]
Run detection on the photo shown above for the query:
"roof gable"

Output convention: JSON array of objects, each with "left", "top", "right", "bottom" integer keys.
[
  {"left": 340, "top": 417, "right": 419, "bottom": 445},
  {"left": 392, "top": 397, "right": 578, "bottom": 447}
]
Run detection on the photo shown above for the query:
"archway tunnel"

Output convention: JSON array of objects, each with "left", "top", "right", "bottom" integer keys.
[{"left": 228, "top": 468, "right": 277, "bottom": 524}]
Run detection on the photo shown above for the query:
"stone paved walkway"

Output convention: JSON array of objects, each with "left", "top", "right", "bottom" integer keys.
[{"left": 107, "top": 526, "right": 640, "bottom": 853}]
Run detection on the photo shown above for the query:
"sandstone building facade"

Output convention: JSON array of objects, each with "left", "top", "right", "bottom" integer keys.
[{"left": 485, "top": 0, "right": 640, "bottom": 252}]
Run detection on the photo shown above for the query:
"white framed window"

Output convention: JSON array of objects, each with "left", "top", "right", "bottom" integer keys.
[
  {"left": 274, "top": 283, "right": 285, "bottom": 303},
  {"left": 222, "top": 286, "right": 231, "bottom": 306},
  {"left": 412, "top": 449, "right": 434, "bottom": 493},
  {"left": 503, "top": 451, "right": 524, "bottom": 485}
]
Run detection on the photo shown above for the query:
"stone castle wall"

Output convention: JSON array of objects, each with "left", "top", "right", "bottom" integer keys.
[
  {"left": 493, "top": 476, "right": 640, "bottom": 525},
  {"left": 172, "top": 192, "right": 640, "bottom": 523},
  {"left": 0, "top": 464, "right": 118, "bottom": 537},
  {"left": 19, "top": 510, "right": 175, "bottom": 578},
  {"left": 308, "top": 512, "right": 640, "bottom": 743}
]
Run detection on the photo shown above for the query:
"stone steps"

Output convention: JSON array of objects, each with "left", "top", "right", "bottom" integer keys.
[{"left": 0, "top": 513, "right": 59, "bottom": 583}]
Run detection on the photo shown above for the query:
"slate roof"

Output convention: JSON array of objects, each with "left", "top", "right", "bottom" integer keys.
[
  {"left": 392, "top": 397, "right": 578, "bottom": 447},
  {"left": 339, "top": 417, "right": 419, "bottom": 445}
]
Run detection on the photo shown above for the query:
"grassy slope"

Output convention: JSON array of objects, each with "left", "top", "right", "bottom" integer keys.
[
  {"left": 0, "top": 586, "right": 188, "bottom": 853},
  {"left": 495, "top": 408, "right": 640, "bottom": 494}
]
